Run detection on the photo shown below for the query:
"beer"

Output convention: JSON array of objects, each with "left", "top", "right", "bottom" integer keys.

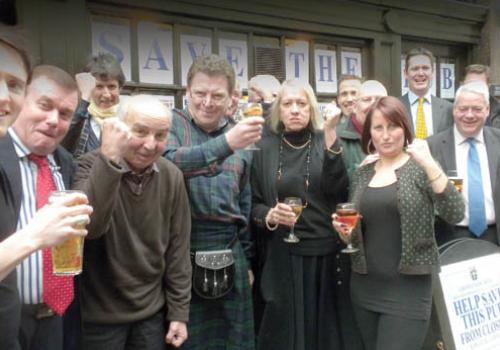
[
  {"left": 336, "top": 208, "right": 359, "bottom": 231},
  {"left": 242, "top": 103, "right": 263, "bottom": 118},
  {"left": 49, "top": 190, "right": 87, "bottom": 275},
  {"left": 290, "top": 204, "right": 303, "bottom": 220},
  {"left": 449, "top": 177, "right": 463, "bottom": 193}
]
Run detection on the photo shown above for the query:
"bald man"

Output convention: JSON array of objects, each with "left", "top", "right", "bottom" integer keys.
[{"left": 74, "top": 95, "right": 192, "bottom": 349}]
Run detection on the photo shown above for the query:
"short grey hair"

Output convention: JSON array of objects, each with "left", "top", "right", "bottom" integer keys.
[
  {"left": 122, "top": 94, "right": 171, "bottom": 123},
  {"left": 454, "top": 80, "right": 490, "bottom": 107}
]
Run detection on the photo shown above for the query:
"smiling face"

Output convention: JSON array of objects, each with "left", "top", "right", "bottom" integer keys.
[
  {"left": 453, "top": 91, "right": 489, "bottom": 139},
  {"left": 0, "top": 43, "right": 28, "bottom": 137},
  {"left": 12, "top": 76, "right": 78, "bottom": 155},
  {"left": 279, "top": 87, "right": 311, "bottom": 132},
  {"left": 370, "top": 109, "right": 406, "bottom": 159},
  {"left": 338, "top": 79, "right": 361, "bottom": 116},
  {"left": 405, "top": 54, "right": 433, "bottom": 97},
  {"left": 90, "top": 76, "right": 120, "bottom": 110},
  {"left": 123, "top": 110, "right": 171, "bottom": 172},
  {"left": 187, "top": 72, "right": 230, "bottom": 132}
]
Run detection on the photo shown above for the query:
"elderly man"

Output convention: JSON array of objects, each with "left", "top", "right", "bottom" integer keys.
[
  {"left": 62, "top": 53, "right": 125, "bottom": 158},
  {"left": 428, "top": 81, "right": 500, "bottom": 246},
  {"left": 73, "top": 94, "right": 191, "bottom": 349},
  {"left": 463, "top": 64, "right": 500, "bottom": 129},
  {"left": 164, "top": 54, "right": 264, "bottom": 350},
  {"left": 336, "top": 74, "right": 362, "bottom": 125},
  {"left": 0, "top": 64, "right": 83, "bottom": 350},
  {"left": 401, "top": 47, "right": 453, "bottom": 139}
]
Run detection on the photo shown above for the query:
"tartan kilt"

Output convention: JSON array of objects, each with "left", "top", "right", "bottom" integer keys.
[{"left": 181, "top": 224, "right": 255, "bottom": 350}]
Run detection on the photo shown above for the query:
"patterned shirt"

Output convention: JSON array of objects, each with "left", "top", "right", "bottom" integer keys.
[
  {"left": 164, "top": 109, "right": 253, "bottom": 256},
  {"left": 8, "top": 129, "right": 66, "bottom": 304}
]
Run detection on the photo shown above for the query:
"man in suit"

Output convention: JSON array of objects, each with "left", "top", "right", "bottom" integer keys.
[
  {"left": 428, "top": 80, "right": 500, "bottom": 246},
  {"left": 463, "top": 64, "right": 500, "bottom": 129},
  {"left": 0, "top": 64, "right": 82, "bottom": 350},
  {"left": 401, "top": 47, "right": 454, "bottom": 138}
]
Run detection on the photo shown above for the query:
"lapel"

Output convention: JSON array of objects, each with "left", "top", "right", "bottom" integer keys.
[
  {"left": 483, "top": 128, "right": 499, "bottom": 193},
  {"left": 401, "top": 94, "right": 414, "bottom": 132},
  {"left": 0, "top": 134, "right": 23, "bottom": 214},
  {"left": 431, "top": 96, "right": 445, "bottom": 133},
  {"left": 53, "top": 146, "right": 73, "bottom": 189},
  {"left": 436, "top": 128, "right": 457, "bottom": 172}
]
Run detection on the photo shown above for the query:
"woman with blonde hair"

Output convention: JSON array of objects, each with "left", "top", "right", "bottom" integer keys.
[{"left": 251, "top": 79, "right": 362, "bottom": 350}]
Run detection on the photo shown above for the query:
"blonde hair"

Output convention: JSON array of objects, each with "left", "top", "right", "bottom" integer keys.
[{"left": 269, "top": 79, "right": 322, "bottom": 134}]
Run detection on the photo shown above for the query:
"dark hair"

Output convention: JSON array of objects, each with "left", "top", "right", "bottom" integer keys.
[
  {"left": 84, "top": 52, "right": 125, "bottom": 87},
  {"left": 464, "top": 64, "right": 490, "bottom": 84},
  {"left": 361, "top": 96, "right": 413, "bottom": 154},
  {"left": 404, "top": 47, "right": 435, "bottom": 72},
  {"left": 32, "top": 65, "right": 78, "bottom": 94},
  {"left": 337, "top": 74, "right": 362, "bottom": 88},
  {"left": 187, "top": 54, "right": 235, "bottom": 94},
  {"left": 0, "top": 24, "right": 32, "bottom": 83}
]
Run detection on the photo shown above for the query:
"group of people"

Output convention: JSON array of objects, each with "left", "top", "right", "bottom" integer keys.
[{"left": 1, "top": 22, "right": 499, "bottom": 350}]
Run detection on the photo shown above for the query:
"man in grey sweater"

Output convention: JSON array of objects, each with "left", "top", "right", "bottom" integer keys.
[{"left": 74, "top": 95, "right": 192, "bottom": 349}]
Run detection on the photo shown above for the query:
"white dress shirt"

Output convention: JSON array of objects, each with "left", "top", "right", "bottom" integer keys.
[{"left": 454, "top": 126, "right": 495, "bottom": 227}]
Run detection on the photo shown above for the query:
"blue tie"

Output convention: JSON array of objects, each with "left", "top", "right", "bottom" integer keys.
[{"left": 467, "top": 139, "right": 487, "bottom": 236}]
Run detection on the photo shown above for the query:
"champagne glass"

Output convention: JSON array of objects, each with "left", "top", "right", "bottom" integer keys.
[
  {"left": 283, "top": 197, "right": 303, "bottom": 243},
  {"left": 447, "top": 170, "right": 463, "bottom": 193},
  {"left": 336, "top": 202, "right": 360, "bottom": 253},
  {"left": 241, "top": 102, "right": 263, "bottom": 151}
]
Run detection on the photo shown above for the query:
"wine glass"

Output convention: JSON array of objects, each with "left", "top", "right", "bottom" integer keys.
[
  {"left": 336, "top": 202, "right": 360, "bottom": 253},
  {"left": 241, "top": 102, "right": 263, "bottom": 151},
  {"left": 283, "top": 197, "right": 303, "bottom": 243}
]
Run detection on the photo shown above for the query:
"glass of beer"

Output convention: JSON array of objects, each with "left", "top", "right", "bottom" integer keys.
[
  {"left": 49, "top": 190, "right": 88, "bottom": 275},
  {"left": 336, "top": 202, "right": 360, "bottom": 253},
  {"left": 447, "top": 170, "right": 463, "bottom": 193},
  {"left": 241, "top": 102, "right": 263, "bottom": 151},
  {"left": 283, "top": 197, "right": 303, "bottom": 243}
]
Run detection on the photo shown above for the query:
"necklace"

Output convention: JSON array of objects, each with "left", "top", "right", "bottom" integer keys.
[
  {"left": 277, "top": 132, "right": 312, "bottom": 208},
  {"left": 282, "top": 136, "right": 311, "bottom": 150}
]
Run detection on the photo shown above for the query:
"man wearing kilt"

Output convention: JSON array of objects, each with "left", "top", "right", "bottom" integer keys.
[{"left": 164, "top": 54, "right": 264, "bottom": 349}]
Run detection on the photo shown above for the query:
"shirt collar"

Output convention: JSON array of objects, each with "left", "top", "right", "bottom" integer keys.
[
  {"left": 453, "top": 124, "right": 485, "bottom": 146},
  {"left": 121, "top": 160, "right": 159, "bottom": 175},
  {"left": 8, "top": 128, "right": 58, "bottom": 167},
  {"left": 408, "top": 90, "right": 432, "bottom": 105}
]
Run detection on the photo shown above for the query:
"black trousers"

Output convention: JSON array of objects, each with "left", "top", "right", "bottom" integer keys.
[{"left": 19, "top": 304, "right": 63, "bottom": 350}]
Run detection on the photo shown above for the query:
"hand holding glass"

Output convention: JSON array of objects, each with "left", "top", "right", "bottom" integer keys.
[
  {"left": 283, "top": 197, "right": 302, "bottom": 243},
  {"left": 241, "top": 102, "right": 263, "bottom": 151},
  {"left": 447, "top": 170, "right": 463, "bottom": 193},
  {"left": 49, "top": 190, "right": 88, "bottom": 275},
  {"left": 336, "top": 203, "right": 359, "bottom": 253}
]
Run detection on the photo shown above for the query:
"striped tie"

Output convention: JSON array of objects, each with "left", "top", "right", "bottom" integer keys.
[{"left": 415, "top": 97, "right": 427, "bottom": 139}]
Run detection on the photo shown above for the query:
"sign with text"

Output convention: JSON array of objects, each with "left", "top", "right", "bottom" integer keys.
[
  {"left": 180, "top": 34, "right": 212, "bottom": 86},
  {"left": 138, "top": 22, "right": 174, "bottom": 85},
  {"left": 219, "top": 39, "right": 248, "bottom": 90},
  {"left": 439, "top": 253, "right": 500, "bottom": 350},
  {"left": 315, "top": 49, "right": 337, "bottom": 93},
  {"left": 285, "top": 40, "right": 309, "bottom": 83},
  {"left": 440, "top": 63, "right": 456, "bottom": 99},
  {"left": 91, "top": 19, "right": 132, "bottom": 81},
  {"left": 341, "top": 50, "right": 362, "bottom": 77}
]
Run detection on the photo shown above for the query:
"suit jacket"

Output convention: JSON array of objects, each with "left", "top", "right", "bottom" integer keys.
[
  {"left": 400, "top": 93, "right": 454, "bottom": 136},
  {"left": 427, "top": 126, "right": 500, "bottom": 245},
  {"left": 0, "top": 134, "right": 75, "bottom": 349}
]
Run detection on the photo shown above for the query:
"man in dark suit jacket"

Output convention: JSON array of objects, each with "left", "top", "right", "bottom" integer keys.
[
  {"left": 401, "top": 47, "right": 454, "bottom": 138},
  {"left": 428, "top": 80, "right": 500, "bottom": 246},
  {"left": 0, "top": 65, "right": 89, "bottom": 350}
]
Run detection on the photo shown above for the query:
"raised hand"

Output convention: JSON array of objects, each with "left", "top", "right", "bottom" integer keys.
[
  {"left": 75, "top": 72, "right": 96, "bottom": 102},
  {"left": 100, "top": 118, "right": 131, "bottom": 163}
]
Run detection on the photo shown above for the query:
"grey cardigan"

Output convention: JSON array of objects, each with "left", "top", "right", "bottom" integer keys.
[{"left": 349, "top": 158, "right": 465, "bottom": 275}]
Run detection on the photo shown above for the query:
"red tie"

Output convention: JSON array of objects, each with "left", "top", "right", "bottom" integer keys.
[{"left": 28, "top": 154, "right": 74, "bottom": 315}]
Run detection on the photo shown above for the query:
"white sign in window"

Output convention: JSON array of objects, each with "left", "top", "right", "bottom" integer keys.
[
  {"left": 180, "top": 35, "right": 212, "bottom": 86},
  {"left": 285, "top": 40, "right": 309, "bottom": 84},
  {"left": 91, "top": 19, "right": 132, "bottom": 81},
  {"left": 315, "top": 49, "right": 337, "bottom": 93},
  {"left": 219, "top": 39, "right": 248, "bottom": 90},
  {"left": 341, "top": 50, "right": 362, "bottom": 77},
  {"left": 138, "top": 22, "right": 174, "bottom": 85},
  {"left": 440, "top": 63, "right": 456, "bottom": 99}
]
